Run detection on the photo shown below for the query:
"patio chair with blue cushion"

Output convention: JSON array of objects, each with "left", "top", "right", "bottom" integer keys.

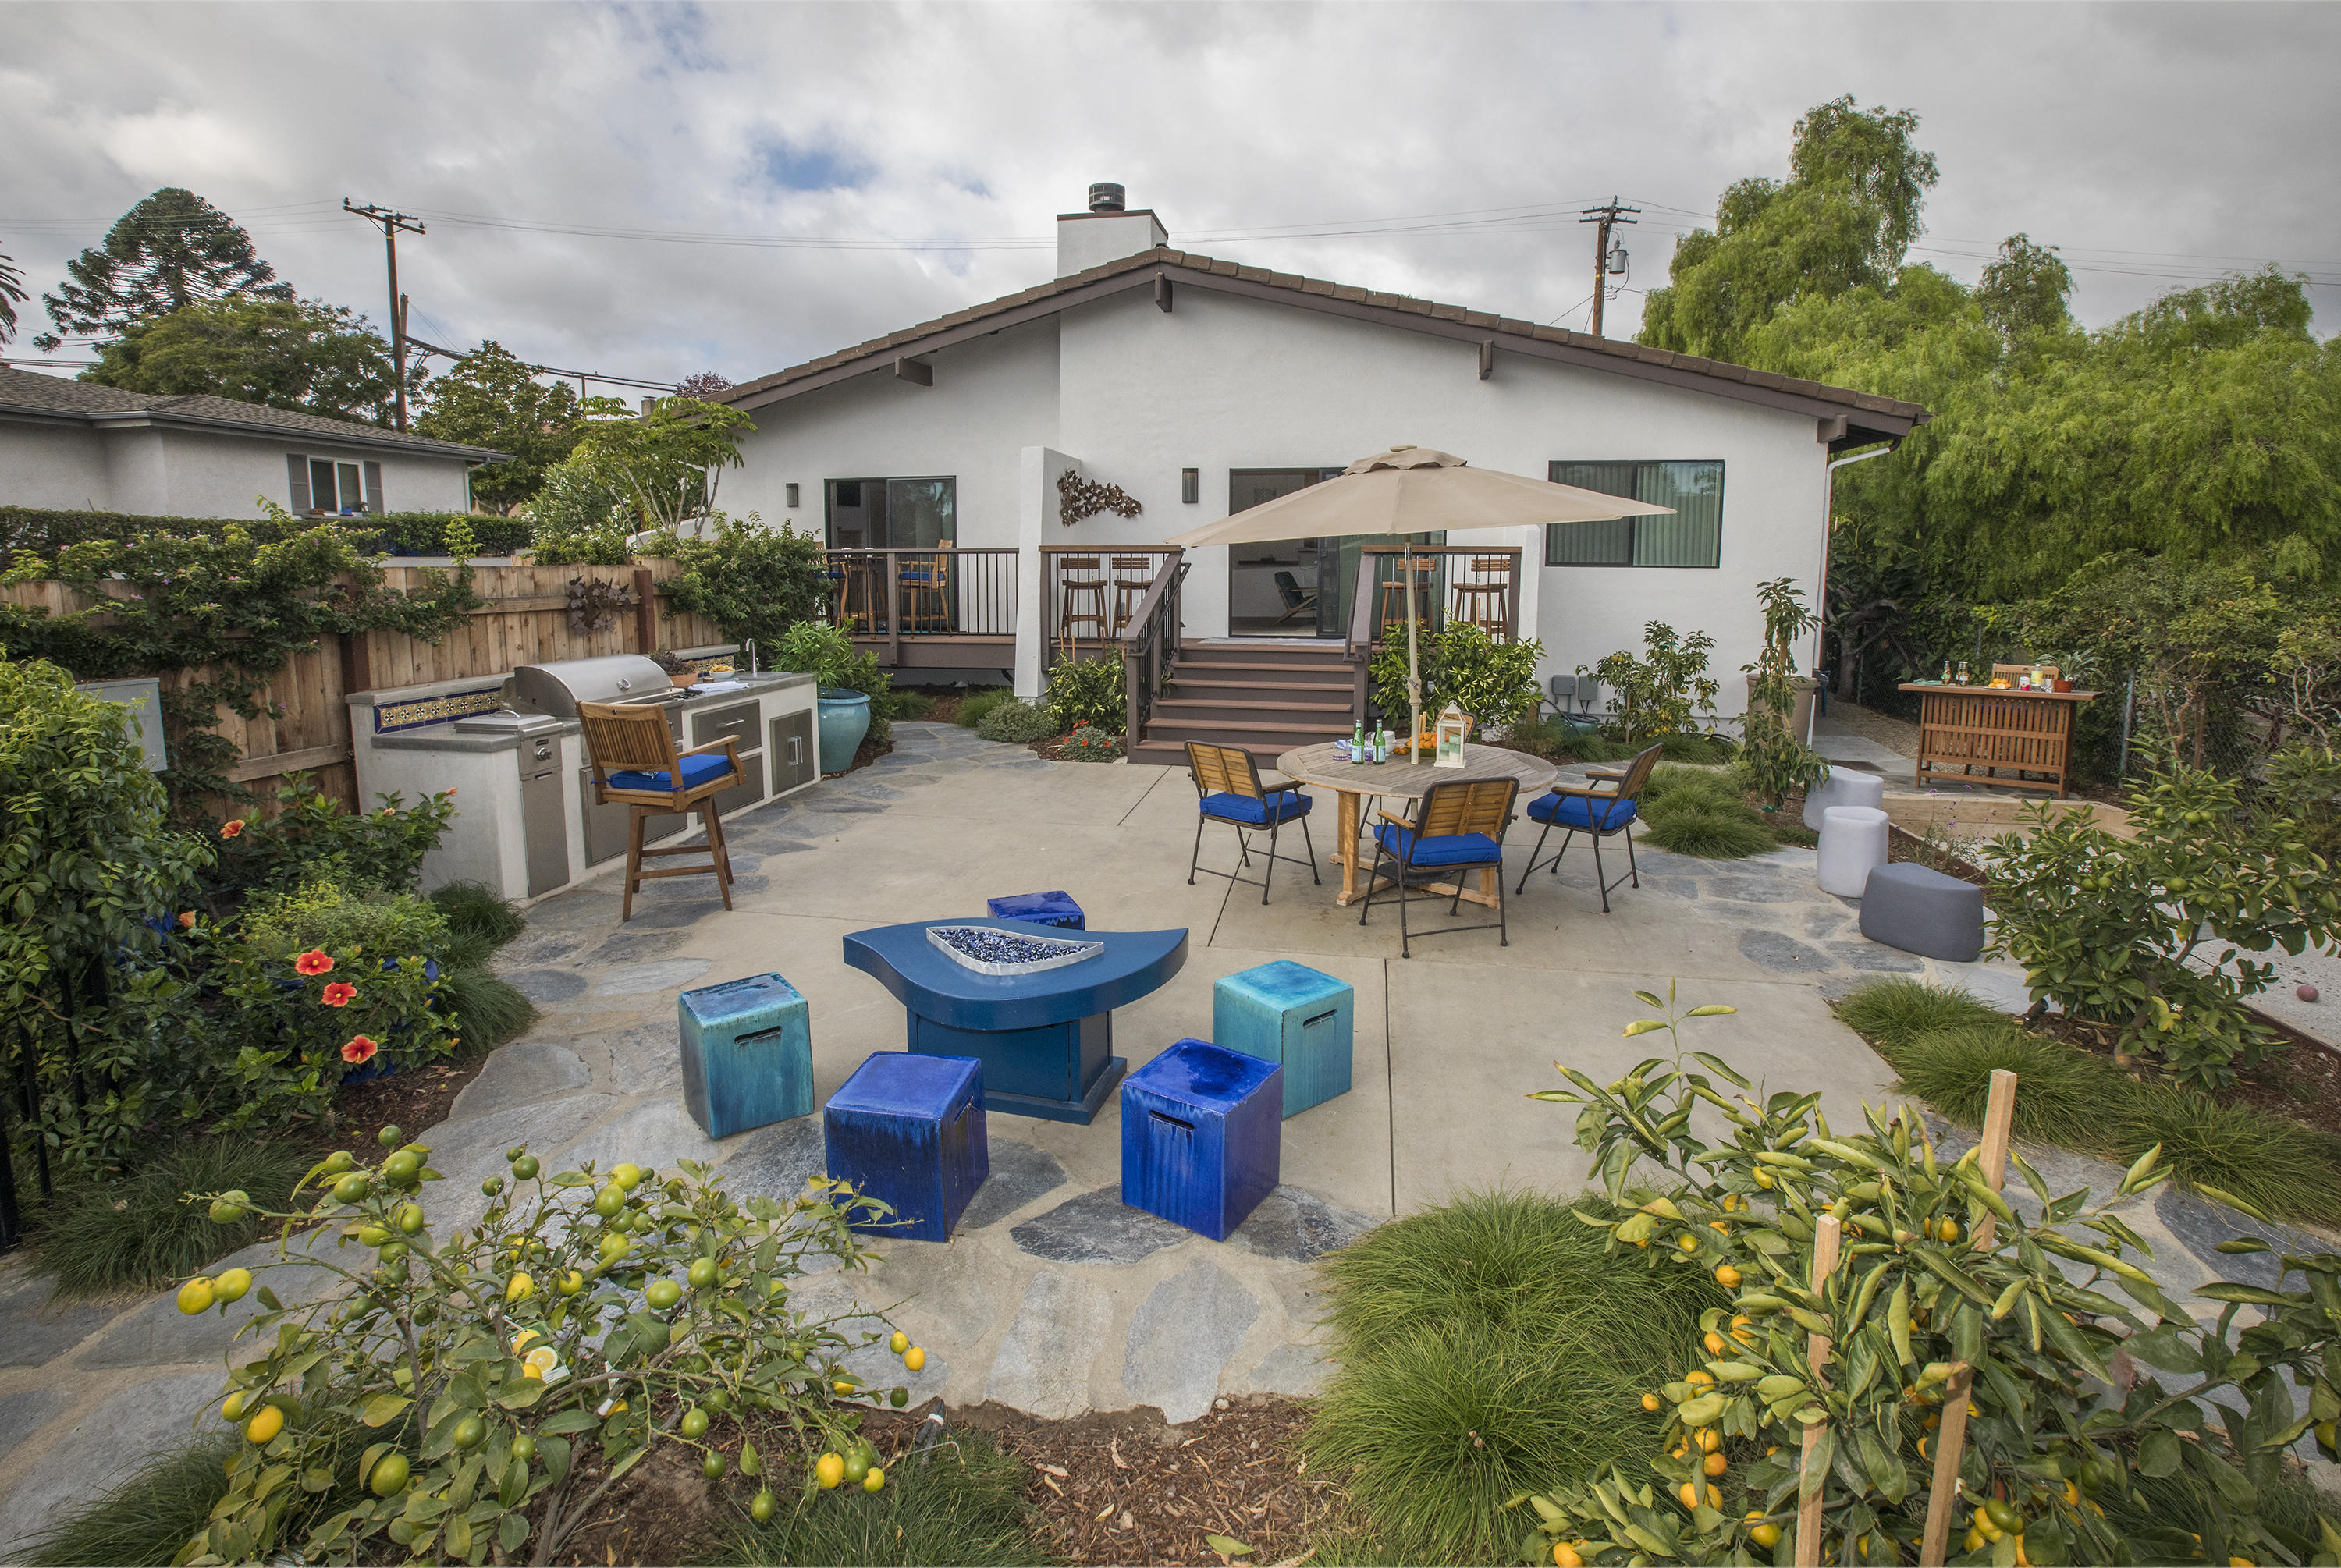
[
  {"left": 1185, "top": 741, "right": 1318, "bottom": 905},
  {"left": 1515, "top": 742, "right": 1662, "bottom": 913},
  {"left": 580, "top": 700, "right": 744, "bottom": 922},
  {"left": 1358, "top": 776, "right": 1519, "bottom": 957}
]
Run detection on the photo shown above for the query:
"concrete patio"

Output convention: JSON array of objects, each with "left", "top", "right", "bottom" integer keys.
[{"left": 2, "top": 719, "right": 2332, "bottom": 1553}]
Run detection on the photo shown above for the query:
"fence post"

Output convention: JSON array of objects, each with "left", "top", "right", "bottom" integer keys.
[
  {"left": 631, "top": 567, "right": 657, "bottom": 655},
  {"left": 1794, "top": 1211, "right": 1844, "bottom": 1568},
  {"left": 1918, "top": 1068, "right": 2018, "bottom": 1566}
]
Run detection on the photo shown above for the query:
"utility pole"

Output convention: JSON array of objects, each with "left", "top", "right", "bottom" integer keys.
[
  {"left": 1579, "top": 197, "right": 1639, "bottom": 338},
  {"left": 344, "top": 200, "right": 425, "bottom": 430}
]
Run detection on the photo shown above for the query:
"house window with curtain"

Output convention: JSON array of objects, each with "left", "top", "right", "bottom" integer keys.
[
  {"left": 822, "top": 477, "right": 957, "bottom": 548},
  {"left": 1544, "top": 460, "right": 1724, "bottom": 568},
  {"left": 287, "top": 454, "right": 382, "bottom": 516}
]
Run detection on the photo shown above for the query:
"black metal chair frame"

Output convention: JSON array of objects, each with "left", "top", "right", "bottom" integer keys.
[
  {"left": 1272, "top": 569, "right": 1320, "bottom": 626},
  {"left": 1358, "top": 777, "right": 1519, "bottom": 958},
  {"left": 1515, "top": 743, "right": 1663, "bottom": 913},
  {"left": 1185, "top": 742, "right": 1319, "bottom": 905}
]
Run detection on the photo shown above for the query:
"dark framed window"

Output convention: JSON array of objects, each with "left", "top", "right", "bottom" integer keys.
[
  {"left": 1545, "top": 460, "right": 1724, "bottom": 568},
  {"left": 823, "top": 476, "right": 956, "bottom": 548},
  {"left": 288, "top": 453, "right": 381, "bottom": 515}
]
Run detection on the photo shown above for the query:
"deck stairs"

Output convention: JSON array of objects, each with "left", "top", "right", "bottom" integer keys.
[{"left": 1127, "top": 640, "right": 1361, "bottom": 769}]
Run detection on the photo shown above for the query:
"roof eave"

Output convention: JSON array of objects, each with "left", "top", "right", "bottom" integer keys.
[{"left": 66, "top": 406, "right": 512, "bottom": 463}]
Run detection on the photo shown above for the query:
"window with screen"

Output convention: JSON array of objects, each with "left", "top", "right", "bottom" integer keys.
[
  {"left": 823, "top": 477, "right": 957, "bottom": 548},
  {"left": 289, "top": 454, "right": 381, "bottom": 516},
  {"left": 1545, "top": 460, "right": 1724, "bottom": 568}
]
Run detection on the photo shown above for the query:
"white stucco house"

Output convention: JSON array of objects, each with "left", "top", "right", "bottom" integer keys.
[
  {"left": 719, "top": 186, "right": 1927, "bottom": 764},
  {"left": 0, "top": 366, "right": 506, "bottom": 519}
]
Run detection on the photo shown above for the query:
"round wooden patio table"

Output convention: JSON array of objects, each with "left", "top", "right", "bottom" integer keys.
[{"left": 1274, "top": 742, "right": 1561, "bottom": 907}]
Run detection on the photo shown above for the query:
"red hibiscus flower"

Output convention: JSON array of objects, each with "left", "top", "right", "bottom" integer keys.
[
  {"left": 294, "top": 949, "right": 335, "bottom": 977},
  {"left": 219, "top": 819, "right": 245, "bottom": 839},
  {"left": 178, "top": 911, "right": 196, "bottom": 928},
  {"left": 321, "top": 981, "right": 357, "bottom": 1008},
  {"left": 340, "top": 1035, "right": 379, "bottom": 1065}
]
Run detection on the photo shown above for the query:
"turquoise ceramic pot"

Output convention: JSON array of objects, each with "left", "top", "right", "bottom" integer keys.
[{"left": 816, "top": 688, "right": 871, "bottom": 771}]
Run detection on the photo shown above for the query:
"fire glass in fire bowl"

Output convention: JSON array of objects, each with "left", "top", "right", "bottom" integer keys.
[{"left": 925, "top": 924, "right": 1105, "bottom": 977}]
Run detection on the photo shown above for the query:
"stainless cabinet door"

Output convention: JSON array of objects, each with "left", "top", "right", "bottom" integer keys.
[{"left": 769, "top": 710, "right": 817, "bottom": 793}]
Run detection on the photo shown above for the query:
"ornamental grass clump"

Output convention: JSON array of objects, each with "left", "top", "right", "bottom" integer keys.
[
  {"left": 1510, "top": 981, "right": 2341, "bottom": 1568},
  {"left": 30, "top": 1136, "right": 314, "bottom": 1297},
  {"left": 1831, "top": 977, "right": 2004, "bottom": 1054},
  {"left": 173, "top": 1131, "right": 932, "bottom": 1566}
]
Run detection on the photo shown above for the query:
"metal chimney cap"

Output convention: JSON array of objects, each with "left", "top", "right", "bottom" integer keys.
[{"left": 1087, "top": 183, "right": 1126, "bottom": 213}]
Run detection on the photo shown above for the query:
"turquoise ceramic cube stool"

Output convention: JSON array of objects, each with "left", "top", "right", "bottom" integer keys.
[
  {"left": 679, "top": 973, "right": 813, "bottom": 1140},
  {"left": 1213, "top": 960, "right": 1353, "bottom": 1119}
]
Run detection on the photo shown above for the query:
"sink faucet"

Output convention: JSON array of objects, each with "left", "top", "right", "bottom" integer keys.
[{"left": 742, "top": 639, "right": 758, "bottom": 676}]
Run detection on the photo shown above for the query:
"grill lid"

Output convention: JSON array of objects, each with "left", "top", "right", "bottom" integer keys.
[{"left": 503, "top": 655, "right": 673, "bottom": 718}]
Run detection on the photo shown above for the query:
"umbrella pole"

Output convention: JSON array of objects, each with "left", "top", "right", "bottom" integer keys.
[{"left": 1405, "top": 544, "right": 1423, "bottom": 761}]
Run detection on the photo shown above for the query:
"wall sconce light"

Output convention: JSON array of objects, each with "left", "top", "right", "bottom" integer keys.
[
  {"left": 785, "top": 483, "right": 800, "bottom": 509},
  {"left": 1181, "top": 468, "right": 1199, "bottom": 505}
]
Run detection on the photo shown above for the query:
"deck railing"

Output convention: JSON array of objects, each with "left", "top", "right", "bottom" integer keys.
[
  {"left": 1117, "top": 550, "right": 1188, "bottom": 741},
  {"left": 1342, "top": 545, "right": 1522, "bottom": 668},
  {"left": 1040, "top": 545, "right": 1182, "bottom": 669},
  {"left": 823, "top": 548, "right": 1018, "bottom": 668}
]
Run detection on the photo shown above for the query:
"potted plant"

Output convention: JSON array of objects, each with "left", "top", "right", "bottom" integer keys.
[{"left": 649, "top": 649, "right": 696, "bottom": 689}]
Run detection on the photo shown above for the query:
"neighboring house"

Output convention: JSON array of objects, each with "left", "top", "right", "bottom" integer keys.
[
  {"left": 0, "top": 367, "right": 508, "bottom": 518},
  {"left": 721, "top": 187, "right": 1928, "bottom": 762}
]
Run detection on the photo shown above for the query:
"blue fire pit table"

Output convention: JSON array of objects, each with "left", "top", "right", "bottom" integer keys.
[{"left": 842, "top": 917, "right": 1189, "bottom": 1123}]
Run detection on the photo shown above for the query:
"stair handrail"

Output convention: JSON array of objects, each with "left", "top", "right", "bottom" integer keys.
[{"left": 1118, "top": 549, "right": 1188, "bottom": 745}]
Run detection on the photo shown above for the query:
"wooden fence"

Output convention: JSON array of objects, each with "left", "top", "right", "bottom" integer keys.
[{"left": 5, "top": 560, "right": 725, "bottom": 813}]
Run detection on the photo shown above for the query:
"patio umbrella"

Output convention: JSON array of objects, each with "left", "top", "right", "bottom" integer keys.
[{"left": 1165, "top": 447, "right": 1674, "bottom": 756}]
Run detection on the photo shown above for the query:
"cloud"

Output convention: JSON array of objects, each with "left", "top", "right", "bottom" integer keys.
[{"left": 2, "top": 1, "right": 2333, "bottom": 387}]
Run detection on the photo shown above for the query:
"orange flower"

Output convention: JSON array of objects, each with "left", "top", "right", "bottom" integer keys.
[
  {"left": 340, "top": 1035, "right": 379, "bottom": 1065},
  {"left": 321, "top": 981, "right": 357, "bottom": 1008},
  {"left": 294, "top": 950, "right": 335, "bottom": 977},
  {"left": 219, "top": 819, "right": 245, "bottom": 839},
  {"left": 178, "top": 911, "right": 196, "bottom": 928}
]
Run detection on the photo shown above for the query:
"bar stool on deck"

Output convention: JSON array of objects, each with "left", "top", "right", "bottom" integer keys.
[
  {"left": 579, "top": 701, "right": 744, "bottom": 921},
  {"left": 1108, "top": 554, "right": 1157, "bottom": 635},
  {"left": 1448, "top": 557, "right": 1511, "bottom": 638},
  {"left": 1377, "top": 555, "right": 1437, "bottom": 635},
  {"left": 1057, "top": 555, "right": 1110, "bottom": 659}
]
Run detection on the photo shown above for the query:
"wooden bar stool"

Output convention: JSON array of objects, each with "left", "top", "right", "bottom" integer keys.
[
  {"left": 1057, "top": 554, "right": 1109, "bottom": 659},
  {"left": 1448, "top": 556, "right": 1510, "bottom": 638},
  {"left": 1107, "top": 554, "right": 1156, "bottom": 635},
  {"left": 579, "top": 701, "right": 744, "bottom": 921},
  {"left": 1377, "top": 555, "right": 1437, "bottom": 635}
]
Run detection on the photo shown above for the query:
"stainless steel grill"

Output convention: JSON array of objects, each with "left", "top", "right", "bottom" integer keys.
[{"left": 503, "top": 654, "right": 681, "bottom": 721}]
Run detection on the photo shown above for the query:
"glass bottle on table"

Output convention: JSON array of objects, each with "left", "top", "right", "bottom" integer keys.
[{"left": 1956, "top": 660, "right": 1970, "bottom": 685}]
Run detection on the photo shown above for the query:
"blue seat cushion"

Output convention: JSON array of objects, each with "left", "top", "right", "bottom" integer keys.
[
  {"left": 1527, "top": 791, "right": 1639, "bottom": 832},
  {"left": 606, "top": 753, "right": 734, "bottom": 793},
  {"left": 1374, "top": 823, "right": 1502, "bottom": 867},
  {"left": 1199, "top": 788, "right": 1311, "bottom": 826}
]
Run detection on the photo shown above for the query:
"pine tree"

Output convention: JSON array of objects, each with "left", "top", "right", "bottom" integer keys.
[{"left": 35, "top": 188, "right": 290, "bottom": 350}]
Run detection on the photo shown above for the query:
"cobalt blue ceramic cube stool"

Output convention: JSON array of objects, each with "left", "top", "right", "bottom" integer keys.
[
  {"left": 984, "top": 890, "right": 1085, "bottom": 930},
  {"left": 824, "top": 1052, "right": 989, "bottom": 1243},
  {"left": 1121, "top": 1039, "right": 1281, "bottom": 1241},
  {"left": 678, "top": 973, "right": 813, "bottom": 1140},
  {"left": 1213, "top": 960, "right": 1353, "bottom": 1119}
]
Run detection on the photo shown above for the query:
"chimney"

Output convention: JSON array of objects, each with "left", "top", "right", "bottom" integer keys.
[{"left": 1056, "top": 181, "right": 1167, "bottom": 278}]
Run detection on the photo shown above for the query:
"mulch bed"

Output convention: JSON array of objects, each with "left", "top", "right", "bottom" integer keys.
[
  {"left": 2037, "top": 1010, "right": 2341, "bottom": 1141},
  {"left": 1029, "top": 734, "right": 1121, "bottom": 762},
  {"left": 1886, "top": 823, "right": 1989, "bottom": 888},
  {"left": 974, "top": 1396, "right": 1333, "bottom": 1566}
]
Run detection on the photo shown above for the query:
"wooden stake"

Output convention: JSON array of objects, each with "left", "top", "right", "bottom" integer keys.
[
  {"left": 1918, "top": 1068, "right": 2018, "bottom": 1566},
  {"left": 1794, "top": 1211, "right": 1843, "bottom": 1568}
]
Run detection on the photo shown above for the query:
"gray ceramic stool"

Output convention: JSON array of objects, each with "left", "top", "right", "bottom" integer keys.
[
  {"left": 1803, "top": 764, "right": 1887, "bottom": 830},
  {"left": 1860, "top": 861, "right": 1985, "bottom": 963},
  {"left": 1818, "top": 806, "right": 1891, "bottom": 897}
]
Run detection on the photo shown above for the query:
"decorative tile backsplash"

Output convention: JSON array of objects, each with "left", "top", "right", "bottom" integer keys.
[{"left": 375, "top": 686, "right": 505, "bottom": 733}]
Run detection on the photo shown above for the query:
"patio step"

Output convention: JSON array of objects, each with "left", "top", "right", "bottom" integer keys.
[
  {"left": 1148, "top": 696, "right": 1355, "bottom": 726},
  {"left": 1129, "top": 640, "right": 1366, "bottom": 768}
]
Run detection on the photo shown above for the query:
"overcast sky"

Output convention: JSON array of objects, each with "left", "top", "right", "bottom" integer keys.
[{"left": 5, "top": 2, "right": 2336, "bottom": 394}]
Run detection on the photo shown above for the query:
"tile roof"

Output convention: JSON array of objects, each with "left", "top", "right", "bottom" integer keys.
[
  {"left": 0, "top": 367, "right": 510, "bottom": 460},
  {"left": 724, "top": 246, "right": 1930, "bottom": 430}
]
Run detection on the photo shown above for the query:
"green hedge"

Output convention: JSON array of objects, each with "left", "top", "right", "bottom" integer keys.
[{"left": 0, "top": 506, "right": 532, "bottom": 558}]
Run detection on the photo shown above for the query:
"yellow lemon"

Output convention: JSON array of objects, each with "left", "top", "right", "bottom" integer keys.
[
  {"left": 1640, "top": 1392, "right": 1662, "bottom": 1412},
  {"left": 220, "top": 1392, "right": 246, "bottom": 1423},
  {"left": 833, "top": 1380, "right": 857, "bottom": 1396},
  {"left": 1752, "top": 1523, "right": 1782, "bottom": 1548},
  {"left": 176, "top": 1278, "right": 215, "bottom": 1315},
  {"left": 213, "top": 1268, "right": 252, "bottom": 1303},
  {"left": 1753, "top": 1167, "right": 1777, "bottom": 1189},
  {"left": 506, "top": 1271, "right": 534, "bottom": 1304},
  {"left": 1728, "top": 1314, "right": 1754, "bottom": 1343},
  {"left": 1703, "top": 1451, "right": 1727, "bottom": 1477},
  {"left": 1714, "top": 1265, "right": 1742, "bottom": 1289},
  {"left": 863, "top": 1467, "right": 886, "bottom": 1492},
  {"left": 1695, "top": 1428, "right": 1721, "bottom": 1454},
  {"left": 244, "top": 1405, "right": 284, "bottom": 1445},
  {"left": 611, "top": 1162, "right": 643, "bottom": 1190},
  {"left": 1553, "top": 1544, "right": 1584, "bottom": 1567},
  {"left": 815, "top": 1452, "right": 845, "bottom": 1489},
  {"left": 511, "top": 1329, "right": 543, "bottom": 1353},
  {"left": 904, "top": 1346, "right": 925, "bottom": 1372},
  {"left": 890, "top": 1331, "right": 909, "bottom": 1354},
  {"left": 1937, "top": 1218, "right": 1961, "bottom": 1244},
  {"left": 1677, "top": 1233, "right": 1700, "bottom": 1252},
  {"left": 1685, "top": 1369, "right": 1714, "bottom": 1388},
  {"left": 1678, "top": 1481, "right": 1701, "bottom": 1510},
  {"left": 1703, "top": 1332, "right": 1726, "bottom": 1355}
]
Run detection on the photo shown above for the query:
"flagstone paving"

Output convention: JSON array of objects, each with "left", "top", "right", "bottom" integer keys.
[{"left": 2, "top": 721, "right": 2332, "bottom": 1552}]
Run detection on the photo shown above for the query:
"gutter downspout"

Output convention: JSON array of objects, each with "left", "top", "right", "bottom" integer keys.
[{"left": 1811, "top": 438, "right": 1901, "bottom": 743}]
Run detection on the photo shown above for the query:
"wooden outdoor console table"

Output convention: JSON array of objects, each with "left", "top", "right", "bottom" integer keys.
[{"left": 1898, "top": 683, "right": 2097, "bottom": 797}]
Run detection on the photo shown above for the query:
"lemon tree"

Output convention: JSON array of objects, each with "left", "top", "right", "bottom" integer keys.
[
  {"left": 175, "top": 1128, "right": 929, "bottom": 1566},
  {"left": 1985, "top": 764, "right": 2339, "bottom": 1087},
  {"left": 1510, "top": 985, "right": 2341, "bottom": 1567}
]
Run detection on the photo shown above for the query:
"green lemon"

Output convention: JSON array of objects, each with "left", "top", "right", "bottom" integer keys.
[
  {"left": 332, "top": 1173, "right": 370, "bottom": 1204},
  {"left": 889, "top": 1331, "right": 909, "bottom": 1355},
  {"left": 213, "top": 1268, "right": 253, "bottom": 1303},
  {"left": 1984, "top": 1499, "right": 2023, "bottom": 1535},
  {"left": 843, "top": 1449, "right": 870, "bottom": 1484},
  {"left": 610, "top": 1162, "right": 642, "bottom": 1190},
  {"left": 482, "top": 1176, "right": 506, "bottom": 1197},
  {"left": 890, "top": 1388, "right": 908, "bottom": 1409},
  {"left": 378, "top": 1125, "right": 403, "bottom": 1148},
  {"left": 368, "top": 1452, "right": 410, "bottom": 1497},
  {"left": 396, "top": 1203, "right": 425, "bottom": 1235},
  {"left": 702, "top": 1451, "right": 726, "bottom": 1480},
  {"left": 706, "top": 1389, "right": 733, "bottom": 1413},
  {"left": 593, "top": 1185, "right": 627, "bottom": 1218},
  {"left": 680, "top": 1407, "right": 709, "bottom": 1439},
  {"left": 208, "top": 1197, "right": 246, "bottom": 1225},
  {"left": 512, "top": 1434, "right": 537, "bottom": 1463},
  {"left": 382, "top": 1151, "right": 422, "bottom": 1185},
  {"left": 750, "top": 1489, "right": 776, "bottom": 1523},
  {"left": 452, "top": 1414, "right": 487, "bottom": 1450},
  {"left": 688, "top": 1258, "right": 719, "bottom": 1290},
  {"left": 322, "top": 1150, "right": 355, "bottom": 1174},
  {"left": 645, "top": 1278, "right": 683, "bottom": 1310},
  {"left": 512, "top": 1155, "right": 540, "bottom": 1180}
]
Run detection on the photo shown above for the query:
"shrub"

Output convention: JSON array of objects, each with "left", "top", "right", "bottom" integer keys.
[
  {"left": 1043, "top": 656, "right": 1125, "bottom": 733},
  {"left": 204, "top": 775, "right": 457, "bottom": 903},
  {"left": 659, "top": 513, "right": 832, "bottom": 655},
  {"left": 975, "top": 699, "right": 1053, "bottom": 744},
  {"left": 954, "top": 688, "right": 1015, "bottom": 729},
  {"left": 776, "top": 623, "right": 895, "bottom": 745},
  {"left": 1309, "top": 1190, "right": 1718, "bottom": 1563},
  {"left": 0, "top": 505, "right": 528, "bottom": 558},
  {"left": 428, "top": 880, "right": 528, "bottom": 949},
  {"left": 1738, "top": 577, "right": 1828, "bottom": 807},
  {"left": 178, "top": 1144, "right": 925, "bottom": 1566},
  {"left": 723, "top": 1427, "right": 1045, "bottom": 1567},
  {"left": 238, "top": 881, "right": 449, "bottom": 967},
  {"left": 1831, "top": 977, "right": 2003, "bottom": 1053},
  {"left": 30, "top": 1136, "right": 314, "bottom": 1297},
  {"left": 1057, "top": 723, "right": 1122, "bottom": 761},
  {"left": 1368, "top": 622, "right": 1546, "bottom": 734},
  {"left": 1588, "top": 622, "right": 1719, "bottom": 741},
  {"left": 1658, "top": 730, "right": 1735, "bottom": 764},
  {"left": 1515, "top": 984, "right": 2341, "bottom": 1568},
  {"left": 1985, "top": 766, "right": 2340, "bottom": 1087}
]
